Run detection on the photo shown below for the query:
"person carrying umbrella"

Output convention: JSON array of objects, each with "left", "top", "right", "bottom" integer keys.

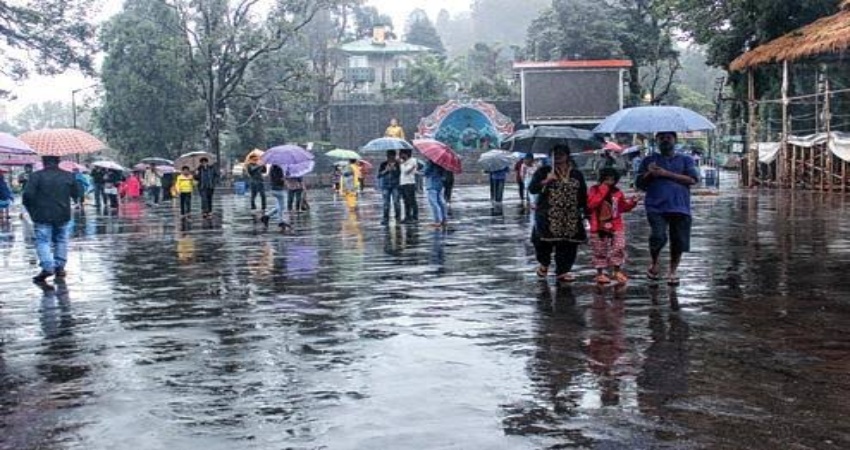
[
  {"left": 90, "top": 165, "right": 106, "bottom": 209},
  {"left": 486, "top": 166, "right": 509, "bottom": 206},
  {"left": 339, "top": 159, "right": 361, "bottom": 209},
  {"left": 422, "top": 160, "right": 448, "bottom": 228},
  {"left": 194, "top": 157, "right": 219, "bottom": 219},
  {"left": 173, "top": 165, "right": 195, "bottom": 218},
  {"left": 398, "top": 148, "right": 419, "bottom": 223},
  {"left": 528, "top": 144, "right": 587, "bottom": 283},
  {"left": 260, "top": 165, "right": 292, "bottom": 232},
  {"left": 22, "top": 156, "right": 82, "bottom": 283},
  {"left": 143, "top": 165, "right": 162, "bottom": 205},
  {"left": 246, "top": 154, "right": 267, "bottom": 213},
  {"left": 520, "top": 153, "right": 541, "bottom": 209},
  {"left": 377, "top": 150, "right": 402, "bottom": 226},
  {"left": 0, "top": 171, "right": 13, "bottom": 222},
  {"left": 636, "top": 132, "right": 699, "bottom": 286},
  {"left": 17, "top": 164, "right": 33, "bottom": 191}
]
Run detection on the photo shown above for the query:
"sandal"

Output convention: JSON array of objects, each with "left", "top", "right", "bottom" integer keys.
[
  {"left": 556, "top": 273, "right": 576, "bottom": 283},
  {"left": 613, "top": 271, "right": 629, "bottom": 285},
  {"left": 536, "top": 265, "right": 549, "bottom": 278},
  {"left": 667, "top": 275, "right": 680, "bottom": 286},
  {"left": 646, "top": 268, "right": 660, "bottom": 281},
  {"left": 594, "top": 273, "right": 612, "bottom": 284}
]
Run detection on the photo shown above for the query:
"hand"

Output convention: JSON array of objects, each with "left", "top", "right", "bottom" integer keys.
[
  {"left": 544, "top": 172, "right": 558, "bottom": 184},
  {"left": 648, "top": 163, "right": 667, "bottom": 177}
]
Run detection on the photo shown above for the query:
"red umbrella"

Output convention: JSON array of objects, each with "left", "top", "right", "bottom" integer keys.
[
  {"left": 603, "top": 141, "right": 625, "bottom": 152},
  {"left": 20, "top": 128, "right": 107, "bottom": 156},
  {"left": 412, "top": 139, "right": 462, "bottom": 174}
]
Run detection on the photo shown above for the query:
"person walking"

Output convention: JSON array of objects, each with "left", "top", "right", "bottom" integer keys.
[
  {"left": 22, "top": 156, "right": 81, "bottom": 283},
  {"left": 285, "top": 173, "right": 305, "bottom": 212},
  {"left": 17, "top": 164, "right": 33, "bottom": 192},
  {"left": 587, "top": 168, "right": 639, "bottom": 285},
  {"left": 398, "top": 149, "right": 419, "bottom": 223},
  {"left": 90, "top": 165, "right": 106, "bottom": 209},
  {"left": 443, "top": 170, "right": 455, "bottom": 210},
  {"left": 103, "top": 169, "right": 122, "bottom": 211},
  {"left": 514, "top": 159, "right": 525, "bottom": 203},
  {"left": 339, "top": 159, "right": 361, "bottom": 209},
  {"left": 173, "top": 166, "right": 195, "bottom": 218},
  {"left": 636, "top": 131, "right": 699, "bottom": 286},
  {"left": 520, "top": 153, "right": 540, "bottom": 209},
  {"left": 195, "top": 157, "right": 219, "bottom": 219},
  {"left": 143, "top": 165, "right": 162, "bottom": 205},
  {"left": 423, "top": 160, "right": 448, "bottom": 228},
  {"left": 246, "top": 156, "right": 266, "bottom": 213},
  {"left": 377, "top": 150, "right": 401, "bottom": 226},
  {"left": 487, "top": 166, "right": 509, "bottom": 206},
  {"left": 261, "top": 165, "right": 292, "bottom": 232},
  {"left": 0, "top": 172, "right": 13, "bottom": 222},
  {"left": 528, "top": 144, "right": 587, "bottom": 284},
  {"left": 72, "top": 169, "right": 90, "bottom": 211}
]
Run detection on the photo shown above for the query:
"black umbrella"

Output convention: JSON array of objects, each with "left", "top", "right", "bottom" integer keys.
[{"left": 502, "top": 126, "right": 602, "bottom": 153}]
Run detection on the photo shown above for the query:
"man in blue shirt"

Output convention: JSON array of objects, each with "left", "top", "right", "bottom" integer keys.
[{"left": 636, "top": 132, "right": 699, "bottom": 286}]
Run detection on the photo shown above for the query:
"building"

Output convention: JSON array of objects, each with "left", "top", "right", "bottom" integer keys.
[{"left": 335, "top": 27, "right": 433, "bottom": 103}]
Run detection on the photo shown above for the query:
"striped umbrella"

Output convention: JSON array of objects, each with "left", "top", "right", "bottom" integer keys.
[{"left": 19, "top": 128, "right": 106, "bottom": 156}]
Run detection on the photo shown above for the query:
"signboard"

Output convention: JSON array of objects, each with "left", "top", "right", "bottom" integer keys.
[{"left": 521, "top": 69, "right": 623, "bottom": 124}]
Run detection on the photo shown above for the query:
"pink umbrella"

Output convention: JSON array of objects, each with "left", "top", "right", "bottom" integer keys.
[
  {"left": 0, "top": 132, "right": 35, "bottom": 155},
  {"left": 20, "top": 128, "right": 106, "bottom": 156},
  {"left": 58, "top": 161, "right": 88, "bottom": 172},
  {"left": 412, "top": 139, "right": 462, "bottom": 174},
  {"left": 0, "top": 156, "right": 39, "bottom": 166},
  {"left": 603, "top": 141, "right": 625, "bottom": 152}
]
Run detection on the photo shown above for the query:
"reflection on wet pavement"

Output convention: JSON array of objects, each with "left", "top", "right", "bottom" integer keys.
[{"left": 1, "top": 185, "right": 850, "bottom": 449}]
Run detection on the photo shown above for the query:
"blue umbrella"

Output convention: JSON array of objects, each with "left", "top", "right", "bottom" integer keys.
[
  {"left": 593, "top": 106, "right": 716, "bottom": 134},
  {"left": 360, "top": 137, "right": 413, "bottom": 153}
]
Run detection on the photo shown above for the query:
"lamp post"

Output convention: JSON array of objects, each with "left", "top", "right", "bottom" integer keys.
[{"left": 71, "top": 83, "right": 99, "bottom": 129}]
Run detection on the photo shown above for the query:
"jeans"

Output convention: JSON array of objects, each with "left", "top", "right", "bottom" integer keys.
[
  {"left": 34, "top": 222, "right": 71, "bottom": 272},
  {"left": 94, "top": 183, "right": 104, "bottom": 208},
  {"left": 517, "top": 180, "right": 526, "bottom": 201},
  {"left": 489, "top": 179, "right": 505, "bottom": 203},
  {"left": 400, "top": 184, "right": 418, "bottom": 221},
  {"left": 266, "top": 189, "right": 286, "bottom": 224},
  {"left": 180, "top": 193, "right": 192, "bottom": 215},
  {"left": 147, "top": 186, "right": 161, "bottom": 204},
  {"left": 427, "top": 188, "right": 447, "bottom": 223},
  {"left": 287, "top": 189, "right": 303, "bottom": 211},
  {"left": 381, "top": 186, "right": 401, "bottom": 222},
  {"left": 250, "top": 182, "right": 266, "bottom": 210},
  {"left": 200, "top": 188, "right": 214, "bottom": 214}
]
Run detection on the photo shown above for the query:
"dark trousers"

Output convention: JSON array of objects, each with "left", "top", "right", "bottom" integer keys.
[
  {"left": 382, "top": 186, "right": 401, "bottom": 222},
  {"left": 444, "top": 177, "right": 454, "bottom": 203},
  {"left": 147, "top": 186, "right": 161, "bottom": 204},
  {"left": 107, "top": 194, "right": 119, "bottom": 210},
  {"left": 180, "top": 193, "right": 192, "bottom": 215},
  {"left": 400, "top": 184, "right": 418, "bottom": 221},
  {"left": 200, "top": 188, "right": 214, "bottom": 214},
  {"left": 532, "top": 234, "right": 579, "bottom": 276},
  {"left": 287, "top": 189, "right": 303, "bottom": 211},
  {"left": 94, "top": 183, "right": 105, "bottom": 208},
  {"left": 517, "top": 180, "right": 526, "bottom": 201},
  {"left": 250, "top": 182, "right": 266, "bottom": 210},
  {"left": 489, "top": 179, "right": 505, "bottom": 202}
]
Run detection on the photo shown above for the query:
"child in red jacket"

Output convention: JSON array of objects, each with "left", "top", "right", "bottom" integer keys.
[{"left": 587, "top": 168, "right": 639, "bottom": 285}]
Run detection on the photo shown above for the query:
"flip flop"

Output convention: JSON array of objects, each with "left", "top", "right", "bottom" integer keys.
[
  {"left": 646, "top": 269, "right": 660, "bottom": 281},
  {"left": 667, "top": 275, "right": 680, "bottom": 286},
  {"left": 556, "top": 273, "right": 576, "bottom": 283},
  {"left": 536, "top": 265, "right": 549, "bottom": 278}
]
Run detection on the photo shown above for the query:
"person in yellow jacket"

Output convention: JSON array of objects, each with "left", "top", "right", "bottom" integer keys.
[
  {"left": 384, "top": 118, "right": 405, "bottom": 139},
  {"left": 339, "top": 159, "right": 361, "bottom": 209},
  {"left": 173, "top": 166, "right": 196, "bottom": 218}
]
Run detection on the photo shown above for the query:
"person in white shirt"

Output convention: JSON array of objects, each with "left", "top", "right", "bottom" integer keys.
[{"left": 398, "top": 149, "right": 419, "bottom": 223}]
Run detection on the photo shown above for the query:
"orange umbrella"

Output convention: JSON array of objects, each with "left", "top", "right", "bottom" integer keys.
[{"left": 19, "top": 128, "right": 106, "bottom": 156}]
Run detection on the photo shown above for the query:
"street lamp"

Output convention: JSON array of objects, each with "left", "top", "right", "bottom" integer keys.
[{"left": 71, "top": 83, "right": 99, "bottom": 129}]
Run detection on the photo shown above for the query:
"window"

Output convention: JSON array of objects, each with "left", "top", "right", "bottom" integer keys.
[{"left": 349, "top": 56, "right": 368, "bottom": 68}]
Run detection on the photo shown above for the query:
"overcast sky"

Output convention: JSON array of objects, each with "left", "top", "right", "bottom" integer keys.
[{"left": 2, "top": 0, "right": 469, "bottom": 117}]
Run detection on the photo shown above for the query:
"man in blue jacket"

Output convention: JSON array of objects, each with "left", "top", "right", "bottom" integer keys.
[{"left": 23, "top": 156, "right": 81, "bottom": 283}]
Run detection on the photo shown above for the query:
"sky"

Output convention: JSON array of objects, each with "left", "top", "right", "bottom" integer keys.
[{"left": 1, "top": 0, "right": 469, "bottom": 120}]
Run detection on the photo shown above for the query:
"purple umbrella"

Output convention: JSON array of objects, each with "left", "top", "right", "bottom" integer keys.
[
  {"left": 0, "top": 132, "right": 36, "bottom": 155},
  {"left": 284, "top": 160, "right": 315, "bottom": 178},
  {"left": 262, "top": 144, "right": 313, "bottom": 167}
]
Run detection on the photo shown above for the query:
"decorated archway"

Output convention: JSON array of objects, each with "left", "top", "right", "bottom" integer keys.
[{"left": 416, "top": 100, "right": 514, "bottom": 151}]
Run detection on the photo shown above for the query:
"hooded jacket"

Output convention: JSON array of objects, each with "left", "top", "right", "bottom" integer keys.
[{"left": 22, "top": 164, "right": 81, "bottom": 225}]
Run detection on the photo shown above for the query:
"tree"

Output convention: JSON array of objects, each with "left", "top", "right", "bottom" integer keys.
[
  {"left": 404, "top": 9, "right": 445, "bottom": 54},
  {"left": 394, "top": 54, "right": 460, "bottom": 102},
  {"left": 14, "top": 101, "right": 73, "bottom": 130},
  {"left": 352, "top": 5, "right": 393, "bottom": 39},
  {"left": 463, "top": 43, "right": 517, "bottom": 100},
  {"left": 163, "top": 0, "right": 342, "bottom": 164},
  {"left": 98, "top": 0, "right": 204, "bottom": 161},
  {"left": 0, "top": 0, "right": 97, "bottom": 82},
  {"left": 525, "top": 0, "right": 624, "bottom": 61},
  {"left": 434, "top": 9, "right": 476, "bottom": 58},
  {"left": 470, "top": 0, "right": 549, "bottom": 48}
]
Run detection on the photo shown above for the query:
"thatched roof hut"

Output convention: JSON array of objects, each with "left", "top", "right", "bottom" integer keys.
[{"left": 730, "top": 0, "right": 850, "bottom": 71}]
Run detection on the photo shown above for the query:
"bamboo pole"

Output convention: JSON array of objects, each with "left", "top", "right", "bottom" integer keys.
[
  {"left": 781, "top": 61, "right": 789, "bottom": 187},
  {"left": 747, "top": 71, "right": 758, "bottom": 187},
  {"left": 824, "top": 77, "right": 833, "bottom": 192}
]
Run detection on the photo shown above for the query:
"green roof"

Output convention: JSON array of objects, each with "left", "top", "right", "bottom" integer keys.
[{"left": 339, "top": 39, "right": 433, "bottom": 55}]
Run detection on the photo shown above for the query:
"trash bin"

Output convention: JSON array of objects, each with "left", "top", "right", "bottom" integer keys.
[{"left": 234, "top": 180, "right": 247, "bottom": 195}]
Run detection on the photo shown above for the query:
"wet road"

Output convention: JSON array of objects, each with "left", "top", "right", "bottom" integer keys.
[{"left": 1, "top": 182, "right": 849, "bottom": 449}]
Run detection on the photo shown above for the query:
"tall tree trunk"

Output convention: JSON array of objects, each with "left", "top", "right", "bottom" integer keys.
[{"left": 628, "top": 64, "right": 642, "bottom": 105}]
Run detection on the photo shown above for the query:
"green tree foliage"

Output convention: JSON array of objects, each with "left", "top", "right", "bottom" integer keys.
[
  {"left": 470, "top": 0, "right": 549, "bottom": 48},
  {"left": 0, "top": 0, "right": 97, "bottom": 82},
  {"left": 98, "top": 0, "right": 204, "bottom": 161},
  {"left": 463, "top": 43, "right": 517, "bottom": 100},
  {"left": 352, "top": 5, "right": 394, "bottom": 38},
  {"left": 526, "top": 0, "right": 624, "bottom": 61},
  {"left": 394, "top": 54, "right": 460, "bottom": 102},
  {"left": 404, "top": 9, "right": 445, "bottom": 54},
  {"left": 14, "top": 101, "right": 73, "bottom": 131}
]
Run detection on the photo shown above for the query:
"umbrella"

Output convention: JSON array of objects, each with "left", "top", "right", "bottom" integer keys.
[
  {"left": 133, "top": 163, "right": 148, "bottom": 172},
  {"left": 232, "top": 163, "right": 245, "bottom": 176},
  {"left": 0, "top": 155, "right": 39, "bottom": 166},
  {"left": 261, "top": 144, "right": 313, "bottom": 167},
  {"left": 92, "top": 160, "right": 126, "bottom": 172},
  {"left": 593, "top": 106, "right": 716, "bottom": 134},
  {"left": 0, "top": 132, "right": 35, "bottom": 155},
  {"left": 157, "top": 165, "right": 176, "bottom": 174},
  {"left": 175, "top": 151, "right": 215, "bottom": 171},
  {"left": 284, "top": 160, "right": 315, "bottom": 178},
  {"left": 603, "top": 141, "right": 625, "bottom": 152},
  {"left": 512, "top": 151, "right": 548, "bottom": 160},
  {"left": 412, "top": 139, "right": 462, "bottom": 174},
  {"left": 503, "top": 126, "right": 601, "bottom": 154},
  {"left": 360, "top": 137, "right": 413, "bottom": 153},
  {"left": 244, "top": 148, "right": 264, "bottom": 164},
  {"left": 59, "top": 161, "right": 89, "bottom": 172},
  {"left": 326, "top": 148, "right": 361, "bottom": 160},
  {"left": 478, "top": 150, "right": 517, "bottom": 172},
  {"left": 139, "top": 157, "right": 173, "bottom": 166},
  {"left": 19, "top": 128, "right": 106, "bottom": 156}
]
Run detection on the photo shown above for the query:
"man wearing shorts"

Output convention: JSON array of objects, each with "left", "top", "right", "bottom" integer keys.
[{"left": 637, "top": 131, "right": 699, "bottom": 286}]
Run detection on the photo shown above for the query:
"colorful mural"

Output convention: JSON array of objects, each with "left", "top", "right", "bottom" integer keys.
[{"left": 416, "top": 100, "right": 515, "bottom": 151}]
